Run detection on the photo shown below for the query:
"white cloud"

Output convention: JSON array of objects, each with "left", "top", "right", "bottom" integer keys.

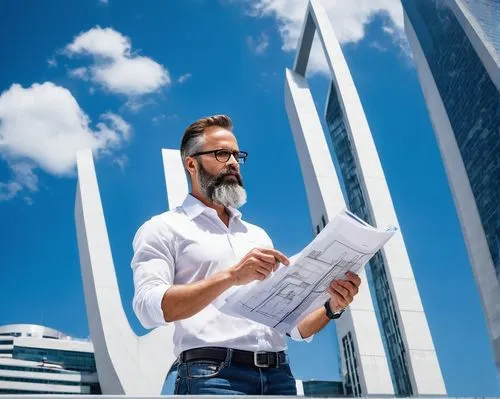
[
  {"left": 66, "top": 26, "right": 128, "bottom": 59},
  {"left": 93, "top": 56, "right": 169, "bottom": 95},
  {"left": 124, "top": 97, "right": 155, "bottom": 113},
  {"left": 113, "top": 154, "right": 128, "bottom": 171},
  {"left": 0, "top": 82, "right": 131, "bottom": 201},
  {"left": 0, "top": 181, "right": 21, "bottom": 201},
  {"left": 370, "top": 41, "right": 389, "bottom": 52},
  {"left": 101, "top": 112, "right": 132, "bottom": 141},
  {"left": 177, "top": 73, "right": 192, "bottom": 84},
  {"left": 47, "top": 57, "right": 57, "bottom": 68},
  {"left": 0, "top": 163, "right": 37, "bottom": 202},
  {"left": 152, "top": 113, "right": 178, "bottom": 124},
  {"left": 246, "top": 33, "right": 270, "bottom": 55},
  {"left": 69, "top": 67, "right": 89, "bottom": 80},
  {"left": 232, "top": 0, "right": 407, "bottom": 74},
  {"left": 65, "top": 27, "right": 170, "bottom": 95}
]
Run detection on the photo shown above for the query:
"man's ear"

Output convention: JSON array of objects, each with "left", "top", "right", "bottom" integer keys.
[{"left": 185, "top": 156, "right": 197, "bottom": 178}]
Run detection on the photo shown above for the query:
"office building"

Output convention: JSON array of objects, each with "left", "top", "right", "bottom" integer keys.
[
  {"left": 0, "top": 324, "right": 100, "bottom": 394},
  {"left": 296, "top": 379, "right": 345, "bottom": 397},
  {"left": 403, "top": 0, "right": 500, "bottom": 374}
]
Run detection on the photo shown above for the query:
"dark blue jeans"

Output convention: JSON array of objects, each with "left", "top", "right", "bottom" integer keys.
[{"left": 174, "top": 352, "right": 297, "bottom": 395}]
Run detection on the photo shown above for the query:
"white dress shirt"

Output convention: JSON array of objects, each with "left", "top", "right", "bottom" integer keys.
[{"left": 132, "top": 194, "right": 312, "bottom": 356}]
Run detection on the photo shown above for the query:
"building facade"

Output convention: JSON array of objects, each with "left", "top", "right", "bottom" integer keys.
[
  {"left": 403, "top": 0, "right": 500, "bottom": 374},
  {"left": 285, "top": 0, "right": 446, "bottom": 395},
  {"left": 324, "top": 81, "right": 427, "bottom": 395},
  {"left": 0, "top": 324, "right": 100, "bottom": 395},
  {"left": 296, "top": 379, "right": 345, "bottom": 397}
]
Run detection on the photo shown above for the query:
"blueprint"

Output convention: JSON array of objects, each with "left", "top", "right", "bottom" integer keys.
[{"left": 215, "top": 209, "right": 397, "bottom": 333}]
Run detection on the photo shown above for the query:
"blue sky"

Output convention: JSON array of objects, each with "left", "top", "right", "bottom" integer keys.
[{"left": 0, "top": 0, "right": 498, "bottom": 395}]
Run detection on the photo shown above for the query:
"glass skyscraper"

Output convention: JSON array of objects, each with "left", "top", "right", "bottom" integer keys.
[
  {"left": 403, "top": 0, "right": 500, "bottom": 374},
  {"left": 326, "top": 88, "right": 413, "bottom": 396},
  {"left": 460, "top": 0, "right": 500, "bottom": 59},
  {"left": 0, "top": 324, "right": 100, "bottom": 394}
]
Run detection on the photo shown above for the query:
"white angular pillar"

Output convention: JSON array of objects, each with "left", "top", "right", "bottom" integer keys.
[
  {"left": 285, "top": 0, "right": 446, "bottom": 395},
  {"left": 75, "top": 149, "right": 176, "bottom": 395}
]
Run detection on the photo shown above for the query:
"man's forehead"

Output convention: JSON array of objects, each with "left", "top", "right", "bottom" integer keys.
[{"left": 203, "top": 126, "right": 238, "bottom": 145}]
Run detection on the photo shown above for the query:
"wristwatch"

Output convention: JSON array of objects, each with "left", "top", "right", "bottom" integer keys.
[{"left": 324, "top": 300, "right": 344, "bottom": 320}]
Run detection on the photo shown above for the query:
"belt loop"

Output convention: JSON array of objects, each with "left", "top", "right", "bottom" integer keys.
[
  {"left": 179, "top": 351, "right": 184, "bottom": 364},
  {"left": 225, "top": 348, "right": 233, "bottom": 366},
  {"left": 276, "top": 352, "right": 280, "bottom": 368}
]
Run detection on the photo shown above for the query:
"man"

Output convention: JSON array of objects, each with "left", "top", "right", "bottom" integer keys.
[{"left": 132, "top": 115, "right": 362, "bottom": 395}]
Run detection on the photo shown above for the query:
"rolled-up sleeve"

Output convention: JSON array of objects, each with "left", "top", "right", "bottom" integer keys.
[
  {"left": 289, "top": 326, "right": 314, "bottom": 343},
  {"left": 131, "top": 218, "right": 176, "bottom": 329}
]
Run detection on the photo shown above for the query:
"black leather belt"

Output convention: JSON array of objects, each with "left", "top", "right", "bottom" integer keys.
[{"left": 179, "top": 347, "right": 286, "bottom": 368}]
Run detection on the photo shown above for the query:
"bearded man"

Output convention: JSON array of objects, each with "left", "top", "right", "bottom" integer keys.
[{"left": 132, "top": 115, "right": 362, "bottom": 395}]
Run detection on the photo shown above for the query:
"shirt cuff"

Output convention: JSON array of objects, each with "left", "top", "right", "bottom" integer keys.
[
  {"left": 289, "top": 325, "right": 314, "bottom": 343},
  {"left": 148, "top": 284, "right": 171, "bottom": 326}
]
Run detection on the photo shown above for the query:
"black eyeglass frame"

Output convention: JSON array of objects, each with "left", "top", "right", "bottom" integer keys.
[{"left": 190, "top": 149, "right": 248, "bottom": 164}]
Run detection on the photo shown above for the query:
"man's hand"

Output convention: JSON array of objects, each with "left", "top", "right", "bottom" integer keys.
[
  {"left": 229, "top": 248, "right": 290, "bottom": 286},
  {"left": 327, "top": 272, "right": 361, "bottom": 312},
  {"left": 296, "top": 272, "right": 362, "bottom": 338}
]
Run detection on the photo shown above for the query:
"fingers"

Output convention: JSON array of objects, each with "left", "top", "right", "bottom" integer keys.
[
  {"left": 345, "top": 271, "right": 361, "bottom": 287},
  {"left": 256, "top": 267, "right": 272, "bottom": 279},
  {"left": 253, "top": 251, "right": 278, "bottom": 266},
  {"left": 331, "top": 282, "right": 350, "bottom": 300},
  {"left": 328, "top": 279, "right": 358, "bottom": 304},
  {"left": 260, "top": 248, "right": 290, "bottom": 266},
  {"left": 327, "top": 272, "right": 361, "bottom": 295},
  {"left": 254, "top": 268, "right": 269, "bottom": 281},
  {"left": 327, "top": 285, "right": 349, "bottom": 308},
  {"left": 334, "top": 296, "right": 349, "bottom": 309},
  {"left": 336, "top": 279, "right": 359, "bottom": 297}
]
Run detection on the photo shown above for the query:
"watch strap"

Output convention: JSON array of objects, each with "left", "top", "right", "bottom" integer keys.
[{"left": 324, "top": 300, "right": 344, "bottom": 320}]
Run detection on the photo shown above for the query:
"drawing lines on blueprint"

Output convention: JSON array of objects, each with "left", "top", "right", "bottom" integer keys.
[
  {"left": 237, "top": 238, "right": 372, "bottom": 329},
  {"left": 217, "top": 210, "right": 396, "bottom": 333}
]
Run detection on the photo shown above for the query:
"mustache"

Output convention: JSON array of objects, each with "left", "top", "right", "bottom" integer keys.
[{"left": 214, "top": 168, "right": 243, "bottom": 186}]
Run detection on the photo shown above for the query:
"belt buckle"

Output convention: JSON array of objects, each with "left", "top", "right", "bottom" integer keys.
[{"left": 254, "top": 351, "right": 270, "bottom": 368}]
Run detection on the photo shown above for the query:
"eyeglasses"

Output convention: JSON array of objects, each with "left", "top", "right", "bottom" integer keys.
[{"left": 190, "top": 149, "right": 248, "bottom": 164}]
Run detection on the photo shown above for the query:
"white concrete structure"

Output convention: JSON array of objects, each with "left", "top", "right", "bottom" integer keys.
[
  {"left": 74, "top": 149, "right": 176, "bottom": 395},
  {"left": 161, "top": 149, "right": 189, "bottom": 209},
  {"left": 284, "top": 0, "right": 446, "bottom": 395},
  {"left": 0, "top": 324, "right": 98, "bottom": 394},
  {"left": 403, "top": 0, "right": 500, "bottom": 375}
]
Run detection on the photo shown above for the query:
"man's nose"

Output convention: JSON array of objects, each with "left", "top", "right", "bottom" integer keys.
[{"left": 226, "top": 153, "right": 239, "bottom": 167}]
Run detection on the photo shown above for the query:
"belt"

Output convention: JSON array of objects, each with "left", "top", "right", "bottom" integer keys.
[{"left": 178, "top": 347, "right": 286, "bottom": 368}]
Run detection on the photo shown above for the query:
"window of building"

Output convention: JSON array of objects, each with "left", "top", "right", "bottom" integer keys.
[{"left": 342, "top": 332, "right": 361, "bottom": 397}]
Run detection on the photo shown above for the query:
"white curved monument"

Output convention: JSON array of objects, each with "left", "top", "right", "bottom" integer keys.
[
  {"left": 72, "top": 2, "right": 446, "bottom": 394},
  {"left": 74, "top": 149, "right": 177, "bottom": 395},
  {"left": 285, "top": 0, "right": 446, "bottom": 395}
]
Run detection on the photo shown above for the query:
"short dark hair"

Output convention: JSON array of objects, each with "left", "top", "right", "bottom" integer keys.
[{"left": 180, "top": 115, "right": 233, "bottom": 164}]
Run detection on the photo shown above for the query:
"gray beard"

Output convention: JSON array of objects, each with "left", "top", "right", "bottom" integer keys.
[{"left": 197, "top": 162, "right": 247, "bottom": 209}]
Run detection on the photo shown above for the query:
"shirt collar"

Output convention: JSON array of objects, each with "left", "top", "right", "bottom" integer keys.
[{"left": 181, "top": 194, "right": 242, "bottom": 221}]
